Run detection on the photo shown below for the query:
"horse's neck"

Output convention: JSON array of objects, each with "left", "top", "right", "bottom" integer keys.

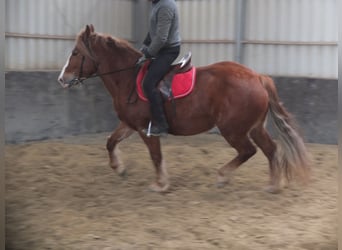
[{"left": 96, "top": 49, "right": 139, "bottom": 109}]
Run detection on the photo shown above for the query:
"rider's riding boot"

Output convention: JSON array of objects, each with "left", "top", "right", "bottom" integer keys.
[{"left": 147, "top": 91, "right": 169, "bottom": 137}]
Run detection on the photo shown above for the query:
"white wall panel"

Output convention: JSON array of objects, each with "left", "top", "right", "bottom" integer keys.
[
  {"left": 244, "top": 44, "right": 337, "bottom": 78},
  {"left": 177, "top": 0, "right": 236, "bottom": 66},
  {"left": 245, "top": 0, "right": 337, "bottom": 42},
  {"left": 181, "top": 43, "right": 235, "bottom": 66},
  {"left": 244, "top": 0, "right": 337, "bottom": 78},
  {"left": 6, "top": 0, "right": 338, "bottom": 78},
  {"left": 178, "top": 0, "right": 235, "bottom": 40},
  {"left": 7, "top": 0, "right": 134, "bottom": 37},
  {"left": 177, "top": 0, "right": 337, "bottom": 78},
  {"left": 6, "top": 0, "right": 134, "bottom": 70}
]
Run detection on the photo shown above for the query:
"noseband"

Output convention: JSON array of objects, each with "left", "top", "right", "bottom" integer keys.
[{"left": 68, "top": 55, "right": 91, "bottom": 87}]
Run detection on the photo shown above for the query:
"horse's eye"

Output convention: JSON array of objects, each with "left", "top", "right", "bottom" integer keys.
[{"left": 71, "top": 50, "right": 78, "bottom": 56}]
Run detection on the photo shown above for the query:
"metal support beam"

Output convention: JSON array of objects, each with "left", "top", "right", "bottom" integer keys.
[
  {"left": 0, "top": 0, "right": 4, "bottom": 248},
  {"left": 234, "top": 0, "right": 247, "bottom": 63}
]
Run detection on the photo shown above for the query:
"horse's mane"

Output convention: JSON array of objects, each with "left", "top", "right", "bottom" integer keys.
[
  {"left": 76, "top": 29, "right": 140, "bottom": 59},
  {"left": 100, "top": 34, "right": 137, "bottom": 53}
]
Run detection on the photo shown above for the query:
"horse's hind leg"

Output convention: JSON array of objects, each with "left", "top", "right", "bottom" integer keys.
[
  {"left": 138, "top": 132, "right": 169, "bottom": 192},
  {"left": 217, "top": 131, "right": 257, "bottom": 187},
  {"left": 250, "top": 125, "right": 281, "bottom": 193},
  {"left": 106, "top": 121, "right": 134, "bottom": 176}
]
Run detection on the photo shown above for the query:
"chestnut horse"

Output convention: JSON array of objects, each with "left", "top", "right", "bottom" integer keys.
[{"left": 58, "top": 25, "right": 310, "bottom": 193}]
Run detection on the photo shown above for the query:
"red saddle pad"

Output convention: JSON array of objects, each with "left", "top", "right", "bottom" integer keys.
[{"left": 136, "top": 62, "right": 196, "bottom": 102}]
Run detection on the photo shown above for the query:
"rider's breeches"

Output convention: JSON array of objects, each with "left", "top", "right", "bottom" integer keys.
[{"left": 142, "top": 46, "right": 180, "bottom": 101}]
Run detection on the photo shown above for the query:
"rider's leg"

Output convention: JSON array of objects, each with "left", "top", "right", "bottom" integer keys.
[{"left": 142, "top": 46, "right": 180, "bottom": 136}]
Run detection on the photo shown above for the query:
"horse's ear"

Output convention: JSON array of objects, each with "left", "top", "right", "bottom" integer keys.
[
  {"left": 89, "top": 24, "right": 95, "bottom": 32},
  {"left": 81, "top": 25, "right": 95, "bottom": 55},
  {"left": 84, "top": 25, "right": 92, "bottom": 39}
]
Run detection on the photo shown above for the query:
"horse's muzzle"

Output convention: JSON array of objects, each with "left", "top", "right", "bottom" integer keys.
[
  {"left": 58, "top": 76, "right": 81, "bottom": 88},
  {"left": 58, "top": 77, "right": 70, "bottom": 88}
]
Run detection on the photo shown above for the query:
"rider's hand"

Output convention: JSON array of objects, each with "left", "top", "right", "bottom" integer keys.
[
  {"left": 136, "top": 47, "right": 153, "bottom": 65},
  {"left": 141, "top": 47, "right": 152, "bottom": 59},
  {"left": 139, "top": 45, "right": 148, "bottom": 53}
]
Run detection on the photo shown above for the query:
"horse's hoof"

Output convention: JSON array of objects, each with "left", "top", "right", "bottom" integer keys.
[
  {"left": 216, "top": 181, "right": 228, "bottom": 188},
  {"left": 110, "top": 163, "right": 127, "bottom": 178},
  {"left": 148, "top": 182, "right": 170, "bottom": 193},
  {"left": 216, "top": 175, "right": 229, "bottom": 188},
  {"left": 118, "top": 168, "right": 127, "bottom": 178},
  {"left": 264, "top": 185, "right": 282, "bottom": 194}
]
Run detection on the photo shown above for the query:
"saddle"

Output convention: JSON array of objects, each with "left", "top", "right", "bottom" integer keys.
[{"left": 136, "top": 52, "right": 196, "bottom": 102}]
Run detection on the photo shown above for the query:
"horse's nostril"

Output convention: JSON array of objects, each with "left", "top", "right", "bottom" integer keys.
[{"left": 58, "top": 77, "right": 64, "bottom": 84}]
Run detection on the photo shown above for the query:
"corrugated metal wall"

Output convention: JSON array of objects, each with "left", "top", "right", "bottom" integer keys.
[
  {"left": 5, "top": 0, "right": 134, "bottom": 70},
  {"left": 243, "top": 0, "right": 337, "bottom": 78},
  {"left": 6, "top": 0, "right": 337, "bottom": 79},
  {"left": 178, "top": 0, "right": 337, "bottom": 79},
  {"left": 178, "top": 0, "right": 236, "bottom": 65}
]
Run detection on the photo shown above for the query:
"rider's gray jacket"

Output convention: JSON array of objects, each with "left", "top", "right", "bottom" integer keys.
[{"left": 143, "top": 0, "right": 181, "bottom": 57}]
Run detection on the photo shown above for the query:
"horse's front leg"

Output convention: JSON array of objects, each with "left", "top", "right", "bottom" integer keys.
[
  {"left": 139, "top": 132, "right": 170, "bottom": 192},
  {"left": 106, "top": 121, "right": 134, "bottom": 176}
]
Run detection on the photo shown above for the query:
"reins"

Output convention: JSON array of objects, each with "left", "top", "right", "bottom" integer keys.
[
  {"left": 84, "top": 65, "right": 138, "bottom": 80},
  {"left": 68, "top": 55, "right": 145, "bottom": 104},
  {"left": 70, "top": 62, "right": 138, "bottom": 86}
]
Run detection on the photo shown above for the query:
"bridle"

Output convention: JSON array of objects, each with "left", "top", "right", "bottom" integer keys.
[
  {"left": 66, "top": 54, "right": 149, "bottom": 104},
  {"left": 67, "top": 55, "right": 87, "bottom": 86},
  {"left": 67, "top": 55, "right": 139, "bottom": 87}
]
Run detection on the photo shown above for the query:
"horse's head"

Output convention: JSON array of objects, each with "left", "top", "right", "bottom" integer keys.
[{"left": 58, "top": 24, "right": 99, "bottom": 88}]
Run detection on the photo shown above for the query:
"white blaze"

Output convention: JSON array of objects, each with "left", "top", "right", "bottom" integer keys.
[{"left": 58, "top": 53, "right": 72, "bottom": 87}]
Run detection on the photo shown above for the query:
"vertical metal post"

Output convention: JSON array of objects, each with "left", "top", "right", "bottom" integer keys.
[
  {"left": 339, "top": 0, "right": 342, "bottom": 243},
  {"left": 234, "top": 0, "right": 247, "bottom": 63},
  {"left": 0, "top": 0, "right": 4, "bottom": 248},
  {"left": 132, "top": 0, "right": 150, "bottom": 48}
]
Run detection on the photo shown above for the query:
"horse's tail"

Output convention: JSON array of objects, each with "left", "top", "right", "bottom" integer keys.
[{"left": 260, "top": 75, "right": 311, "bottom": 183}]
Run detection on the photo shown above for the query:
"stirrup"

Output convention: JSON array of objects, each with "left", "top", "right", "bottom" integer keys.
[
  {"left": 146, "top": 121, "right": 152, "bottom": 137},
  {"left": 143, "top": 121, "right": 168, "bottom": 137}
]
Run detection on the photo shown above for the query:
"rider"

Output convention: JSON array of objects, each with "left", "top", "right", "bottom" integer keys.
[{"left": 137, "top": 0, "right": 181, "bottom": 137}]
